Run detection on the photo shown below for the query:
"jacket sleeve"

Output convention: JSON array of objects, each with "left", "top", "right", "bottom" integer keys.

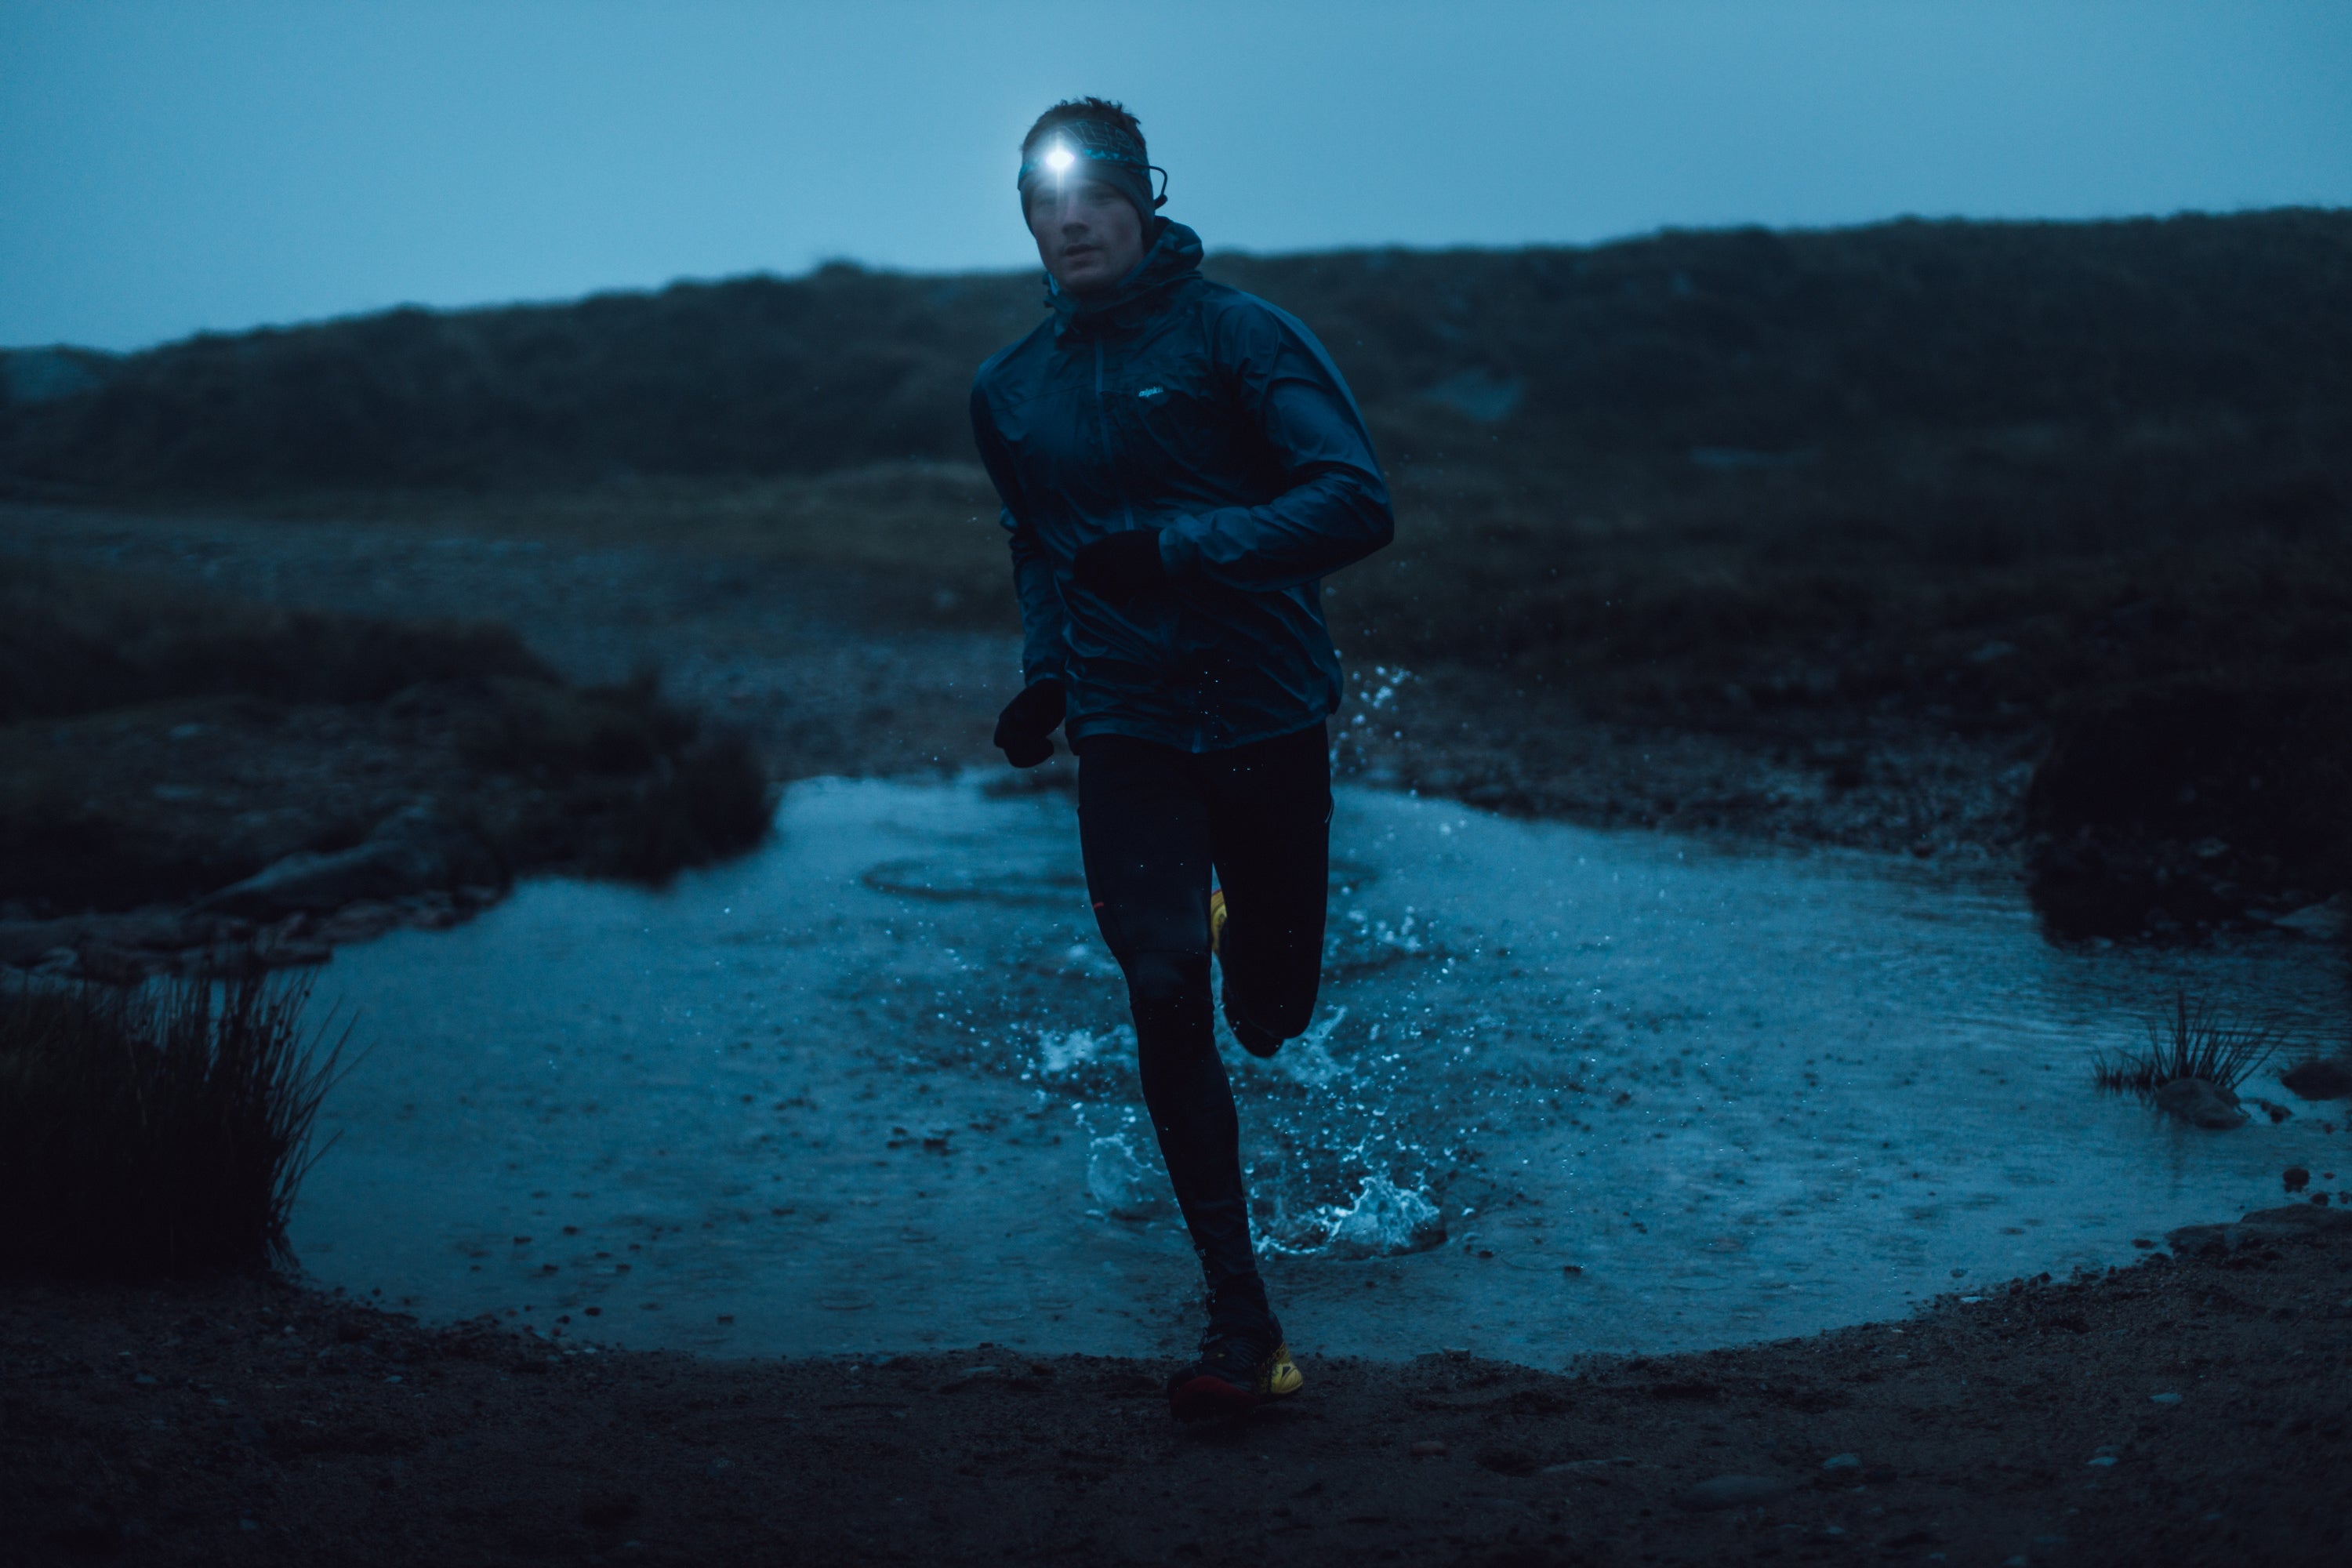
[
  {"left": 971, "top": 379, "right": 1070, "bottom": 687},
  {"left": 1156, "top": 300, "right": 1396, "bottom": 593}
]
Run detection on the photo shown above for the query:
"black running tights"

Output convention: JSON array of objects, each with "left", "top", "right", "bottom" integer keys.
[{"left": 1076, "top": 723, "right": 1331, "bottom": 1334}]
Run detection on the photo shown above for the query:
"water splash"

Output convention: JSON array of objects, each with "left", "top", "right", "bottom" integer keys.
[
  {"left": 1322, "top": 905, "right": 1439, "bottom": 981},
  {"left": 1039, "top": 1025, "right": 1127, "bottom": 1076},
  {"left": 1086, "top": 1131, "right": 1167, "bottom": 1221},
  {"left": 1255, "top": 1006, "right": 1352, "bottom": 1089},
  {"left": 1275, "top": 1172, "right": 1447, "bottom": 1258}
]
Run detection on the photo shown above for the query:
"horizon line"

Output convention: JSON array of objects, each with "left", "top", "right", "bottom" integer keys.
[{"left": 6, "top": 201, "right": 2344, "bottom": 359}]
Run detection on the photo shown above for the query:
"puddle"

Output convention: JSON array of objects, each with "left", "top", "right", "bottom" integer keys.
[{"left": 292, "top": 777, "right": 2347, "bottom": 1364}]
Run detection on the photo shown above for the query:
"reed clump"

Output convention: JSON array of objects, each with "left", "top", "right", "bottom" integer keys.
[
  {"left": 0, "top": 973, "right": 349, "bottom": 1279},
  {"left": 2092, "top": 990, "right": 2283, "bottom": 1098}
]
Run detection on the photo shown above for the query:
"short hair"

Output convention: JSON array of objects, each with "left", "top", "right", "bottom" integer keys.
[{"left": 1022, "top": 96, "right": 1147, "bottom": 162}]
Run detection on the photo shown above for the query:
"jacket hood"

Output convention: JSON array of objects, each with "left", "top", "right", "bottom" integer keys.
[{"left": 1046, "top": 220, "right": 1204, "bottom": 336}]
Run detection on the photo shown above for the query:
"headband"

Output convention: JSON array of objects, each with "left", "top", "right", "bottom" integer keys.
[{"left": 1016, "top": 118, "right": 1168, "bottom": 223}]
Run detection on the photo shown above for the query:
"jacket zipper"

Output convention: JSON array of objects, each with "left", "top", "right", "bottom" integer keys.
[
  {"left": 1093, "top": 338, "right": 1136, "bottom": 531},
  {"left": 1094, "top": 328, "right": 1196, "bottom": 746}
]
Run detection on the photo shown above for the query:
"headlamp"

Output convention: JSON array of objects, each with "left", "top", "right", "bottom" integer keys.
[{"left": 1017, "top": 122, "right": 1169, "bottom": 213}]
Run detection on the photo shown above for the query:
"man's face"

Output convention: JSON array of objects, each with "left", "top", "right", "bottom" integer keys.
[{"left": 1025, "top": 174, "right": 1147, "bottom": 297}]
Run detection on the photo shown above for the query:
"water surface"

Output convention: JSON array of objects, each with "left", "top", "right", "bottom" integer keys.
[{"left": 292, "top": 777, "right": 2346, "bottom": 1364}]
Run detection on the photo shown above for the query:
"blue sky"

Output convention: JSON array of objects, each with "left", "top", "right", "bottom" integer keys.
[{"left": 4, "top": 1, "right": 2348, "bottom": 350}]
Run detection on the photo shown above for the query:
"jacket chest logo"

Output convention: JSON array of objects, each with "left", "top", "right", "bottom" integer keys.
[{"left": 1136, "top": 386, "right": 1167, "bottom": 401}]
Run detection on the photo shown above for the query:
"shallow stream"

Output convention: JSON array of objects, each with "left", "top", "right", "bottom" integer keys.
[{"left": 292, "top": 777, "right": 2347, "bottom": 1364}]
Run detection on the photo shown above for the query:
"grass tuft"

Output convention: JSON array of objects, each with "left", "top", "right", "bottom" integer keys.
[
  {"left": 0, "top": 971, "right": 350, "bottom": 1279},
  {"left": 2092, "top": 989, "right": 2284, "bottom": 1098}
]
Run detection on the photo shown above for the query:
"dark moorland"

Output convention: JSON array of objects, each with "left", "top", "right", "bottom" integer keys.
[
  {"left": 5, "top": 207, "right": 2350, "bottom": 936},
  {"left": 0, "top": 554, "right": 769, "bottom": 974}
]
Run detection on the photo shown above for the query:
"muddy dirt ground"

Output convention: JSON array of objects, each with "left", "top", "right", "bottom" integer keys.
[
  {"left": 5, "top": 1210, "right": 2349, "bottom": 1566},
  {"left": 5, "top": 503, "right": 2349, "bottom": 1564}
]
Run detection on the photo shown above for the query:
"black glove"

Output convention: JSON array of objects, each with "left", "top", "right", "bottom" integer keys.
[
  {"left": 993, "top": 678, "right": 1066, "bottom": 768},
  {"left": 1073, "top": 529, "right": 1167, "bottom": 601}
]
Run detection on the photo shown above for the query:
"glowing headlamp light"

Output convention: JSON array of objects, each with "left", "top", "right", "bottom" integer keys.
[{"left": 1016, "top": 129, "right": 1167, "bottom": 212}]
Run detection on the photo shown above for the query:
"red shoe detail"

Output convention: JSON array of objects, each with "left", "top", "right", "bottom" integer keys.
[{"left": 1167, "top": 1373, "right": 1261, "bottom": 1423}]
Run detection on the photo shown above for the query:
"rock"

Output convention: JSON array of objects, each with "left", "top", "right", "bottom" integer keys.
[
  {"left": 1679, "top": 1475, "right": 1793, "bottom": 1509},
  {"left": 2162, "top": 1223, "right": 2230, "bottom": 1254},
  {"left": 2239, "top": 1203, "right": 2352, "bottom": 1232},
  {"left": 2285, "top": 1167, "right": 2311, "bottom": 1193},
  {"left": 313, "top": 900, "right": 408, "bottom": 943},
  {"left": 199, "top": 804, "right": 502, "bottom": 917},
  {"left": 1821, "top": 1452, "right": 1862, "bottom": 1474},
  {"left": 2281, "top": 1058, "right": 2352, "bottom": 1102},
  {"left": 2154, "top": 1077, "right": 2247, "bottom": 1129},
  {"left": 2166, "top": 1202, "right": 2352, "bottom": 1255},
  {"left": 2272, "top": 894, "right": 2349, "bottom": 939},
  {"left": 1409, "top": 1440, "right": 1448, "bottom": 1457}
]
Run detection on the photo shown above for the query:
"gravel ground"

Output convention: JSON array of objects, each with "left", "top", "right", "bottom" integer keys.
[
  {"left": 5, "top": 1207, "right": 2348, "bottom": 1566},
  {"left": 0, "top": 503, "right": 1018, "bottom": 786},
  {"left": 1, "top": 502, "right": 2038, "bottom": 872}
]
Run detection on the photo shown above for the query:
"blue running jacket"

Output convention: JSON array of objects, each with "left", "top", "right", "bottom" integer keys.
[{"left": 970, "top": 221, "right": 1395, "bottom": 753}]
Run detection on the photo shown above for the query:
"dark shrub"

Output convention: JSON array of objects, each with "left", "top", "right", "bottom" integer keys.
[
  {"left": 0, "top": 556, "right": 550, "bottom": 723},
  {"left": 2027, "top": 670, "right": 2352, "bottom": 935},
  {"left": 0, "top": 972, "right": 349, "bottom": 1279},
  {"left": 2092, "top": 990, "right": 2283, "bottom": 1098},
  {"left": 579, "top": 731, "right": 774, "bottom": 882}
]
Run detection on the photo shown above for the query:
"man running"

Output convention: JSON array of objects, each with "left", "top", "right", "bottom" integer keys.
[{"left": 970, "top": 97, "right": 1394, "bottom": 1421}]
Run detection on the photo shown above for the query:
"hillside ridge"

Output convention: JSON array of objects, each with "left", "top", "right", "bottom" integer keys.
[{"left": 4, "top": 207, "right": 2348, "bottom": 497}]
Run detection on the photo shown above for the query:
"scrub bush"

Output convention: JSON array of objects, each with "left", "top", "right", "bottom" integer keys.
[
  {"left": 0, "top": 972, "right": 350, "bottom": 1279},
  {"left": 2092, "top": 990, "right": 2282, "bottom": 1098},
  {"left": 0, "top": 555, "right": 550, "bottom": 724},
  {"left": 0, "top": 561, "right": 775, "bottom": 915},
  {"left": 2027, "top": 670, "right": 2352, "bottom": 937}
]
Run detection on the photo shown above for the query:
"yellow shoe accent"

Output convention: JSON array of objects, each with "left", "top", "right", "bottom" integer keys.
[
  {"left": 1209, "top": 887, "right": 1229, "bottom": 955},
  {"left": 1261, "top": 1341, "right": 1304, "bottom": 1399}
]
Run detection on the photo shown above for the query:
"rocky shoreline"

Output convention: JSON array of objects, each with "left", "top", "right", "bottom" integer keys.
[{"left": 0, "top": 887, "right": 502, "bottom": 987}]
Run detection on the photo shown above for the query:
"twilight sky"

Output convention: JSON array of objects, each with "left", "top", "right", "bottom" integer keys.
[{"left": 4, "top": 1, "right": 2349, "bottom": 350}]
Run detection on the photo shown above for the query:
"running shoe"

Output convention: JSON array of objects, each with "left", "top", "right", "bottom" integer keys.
[{"left": 1166, "top": 1326, "right": 1303, "bottom": 1422}]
